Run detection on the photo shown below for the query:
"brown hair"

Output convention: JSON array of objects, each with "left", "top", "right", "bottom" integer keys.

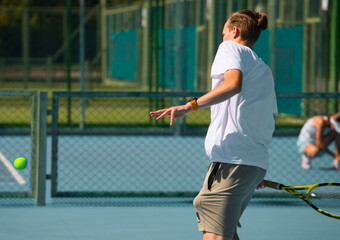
[{"left": 228, "top": 9, "right": 268, "bottom": 46}]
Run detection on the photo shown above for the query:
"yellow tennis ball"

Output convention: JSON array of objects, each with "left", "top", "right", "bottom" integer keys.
[{"left": 14, "top": 157, "right": 27, "bottom": 170}]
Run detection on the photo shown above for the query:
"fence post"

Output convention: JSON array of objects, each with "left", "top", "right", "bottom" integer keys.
[
  {"left": 206, "top": 0, "right": 215, "bottom": 91},
  {"left": 22, "top": 8, "right": 30, "bottom": 89},
  {"left": 100, "top": 0, "right": 107, "bottom": 83},
  {"left": 31, "top": 91, "right": 48, "bottom": 206},
  {"left": 47, "top": 56, "right": 53, "bottom": 87},
  {"left": 0, "top": 59, "right": 3, "bottom": 87},
  {"left": 85, "top": 60, "right": 91, "bottom": 90},
  {"left": 51, "top": 93, "right": 59, "bottom": 198},
  {"left": 269, "top": 0, "right": 277, "bottom": 81},
  {"left": 330, "top": 0, "right": 339, "bottom": 112}
]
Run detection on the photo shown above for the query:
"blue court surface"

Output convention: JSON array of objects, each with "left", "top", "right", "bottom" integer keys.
[
  {"left": 1, "top": 135, "right": 340, "bottom": 239},
  {"left": 0, "top": 203, "right": 339, "bottom": 240}
]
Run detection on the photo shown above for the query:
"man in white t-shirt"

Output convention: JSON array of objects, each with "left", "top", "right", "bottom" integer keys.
[
  {"left": 150, "top": 9, "right": 277, "bottom": 240},
  {"left": 205, "top": 39, "right": 276, "bottom": 170}
]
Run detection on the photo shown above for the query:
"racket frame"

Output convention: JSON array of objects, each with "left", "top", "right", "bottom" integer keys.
[{"left": 264, "top": 180, "right": 340, "bottom": 219}]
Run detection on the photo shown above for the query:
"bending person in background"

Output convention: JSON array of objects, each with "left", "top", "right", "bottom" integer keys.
[{"left": 297, "top": 112, "right": 340, "bottom": 170}]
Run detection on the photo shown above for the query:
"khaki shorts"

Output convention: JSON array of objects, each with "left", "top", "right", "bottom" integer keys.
[{"left": 193, "top": 162, "right": 266, "bottom": 238}]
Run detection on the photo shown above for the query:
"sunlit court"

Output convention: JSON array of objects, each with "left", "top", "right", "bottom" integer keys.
[{"left": 1, "top": 0, "right": 340, "bottom": 239}]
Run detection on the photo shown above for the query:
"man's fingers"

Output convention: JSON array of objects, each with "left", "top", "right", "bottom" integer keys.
[
  {"left": 170, "top": 108, "right": 175, "bottom": 125},
  {"left": 150, "top": 110, "right": 164, "bottom": 116},
  {"left": 150, "top": 108, "right": 172, "bottom": 116},
  {"left": 151, "top": 107, "right": 180, "bottom": 125},
  {"left": 156, "top": 109, "right": 171, "bottom": 120}
]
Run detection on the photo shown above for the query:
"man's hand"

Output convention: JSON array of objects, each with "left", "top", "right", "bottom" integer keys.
[
  {"left": 256, "top": 180, "right": 266, "bottom": 189},
  {"left": 150, "top": 103, "right": 192, "bottom": 125}
]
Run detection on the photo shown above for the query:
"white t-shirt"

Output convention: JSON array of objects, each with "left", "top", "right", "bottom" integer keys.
[{"left": 205, "top": 40, "right": 277, "bottom": 170}]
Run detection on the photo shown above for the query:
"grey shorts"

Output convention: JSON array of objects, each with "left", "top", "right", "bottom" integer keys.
[{"left": 193, "top": 162, "right": 266, "bottom": 238}]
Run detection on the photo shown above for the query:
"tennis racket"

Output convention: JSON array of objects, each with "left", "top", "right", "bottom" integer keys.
[{"left": 264, "top": 180, "right": 340, "bottom": 219}]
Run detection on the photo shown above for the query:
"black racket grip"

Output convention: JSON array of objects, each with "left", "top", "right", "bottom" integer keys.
[{"left": 264, "top": 180, "right": 282, "bottom": 189}]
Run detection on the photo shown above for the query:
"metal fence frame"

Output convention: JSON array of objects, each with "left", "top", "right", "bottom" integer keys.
[
  {"left": 49, "top": 91, "right": 340, "bottom": 200},
  {"left": 0, "top": 90, "right": 47, "bottom": 206},
  {"left": 50, "top": 91, "right": 207, "bottom": 198}
]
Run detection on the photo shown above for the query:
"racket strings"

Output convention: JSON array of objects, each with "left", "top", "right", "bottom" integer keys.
[{"left": 309, "top": 185, "right": 340, "bottom": 215}]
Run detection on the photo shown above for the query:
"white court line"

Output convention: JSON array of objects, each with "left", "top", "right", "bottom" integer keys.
[{"left": 0, "top": 152, "right": 26, "bottom": 185}]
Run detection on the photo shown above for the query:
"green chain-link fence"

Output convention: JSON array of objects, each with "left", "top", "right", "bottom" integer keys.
[{"left": 1, "top": 91, "right": 339, "bottom": 206}]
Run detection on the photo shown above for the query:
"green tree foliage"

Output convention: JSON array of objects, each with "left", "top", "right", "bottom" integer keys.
[
  {"left": 0, "top": 0, "right": 140, "bottom": 57},
  {"left": 0, "top": 0, "right": 29, "bottom": 27},
  {"left": 0, "top": 0, "right": 30, "bottom": 56}
]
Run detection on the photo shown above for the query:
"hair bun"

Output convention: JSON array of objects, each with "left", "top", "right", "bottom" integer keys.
[{"left": 257, "top": 12, "right": 268, "bottom": 31}]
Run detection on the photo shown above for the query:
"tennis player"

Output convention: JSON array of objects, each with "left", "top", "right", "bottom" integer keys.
[
  {"left": 297, "top": 112, "right": 340, "bottom": 170},
  {"left": 150, "top": 10, "right": 277, "bottom": 240}
]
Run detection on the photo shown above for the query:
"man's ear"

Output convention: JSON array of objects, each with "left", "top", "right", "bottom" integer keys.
[{"left": 232, "top": 26, "right": 241, "bottom": 39}]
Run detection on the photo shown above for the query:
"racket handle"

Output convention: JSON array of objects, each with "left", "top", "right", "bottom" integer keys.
[{"left": 264, "top": 180, "right": 281, "bottom": 189}]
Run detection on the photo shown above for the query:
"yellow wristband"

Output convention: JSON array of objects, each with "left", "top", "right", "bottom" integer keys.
[{"left": 189, "top": 98, "right": 198, "bottom": 111}]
